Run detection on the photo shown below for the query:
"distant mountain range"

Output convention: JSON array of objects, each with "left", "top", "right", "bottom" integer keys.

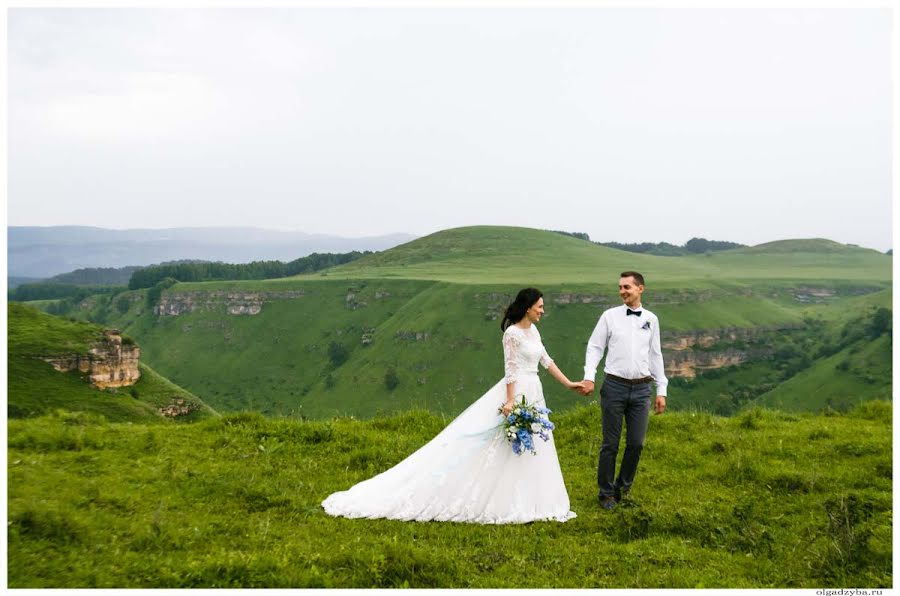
[{"left": 8, "top": 226, "right": 417, "bottom": 279}]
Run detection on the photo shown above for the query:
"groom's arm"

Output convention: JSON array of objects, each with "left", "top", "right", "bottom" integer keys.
[
  {"left": 649, "top": 314, "right": 668, "bottom": 413},
  {"left": 581, "top": 313, "right": 609, "bottom": 394}
]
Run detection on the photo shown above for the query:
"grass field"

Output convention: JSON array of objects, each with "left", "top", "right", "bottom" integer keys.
[{"left": 7, "top": 402, "right": 891, "bottom": 588}]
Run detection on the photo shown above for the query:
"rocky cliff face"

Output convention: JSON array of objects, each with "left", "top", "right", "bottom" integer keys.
[
  {"left": 664, "top": 348, "right": 764, "bottom": 379},
  {"left": 154, "top": 290, "right": 308, "bottom": 316},
  {"left": 41, "top": 329, "right": 141, "bottom": 388},
  {"left": 661, "top": 327, "right": 780, "bottom": 378}
]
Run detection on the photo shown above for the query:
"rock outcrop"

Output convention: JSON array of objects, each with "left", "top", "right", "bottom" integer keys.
[
  {"left": 41, "top": 329, "right": 141, "bottom": 388},
  {"left": 660, "top": 327, "right": 782, "bottom": 378},
  {"left": 158, "top": 398, "right": 200, "bottom": 418},
  {"left": 154, "top": 290, "right": 307, "bottom": 316},
  {"left": 664, "top": 348, "right": 766, "bottom": 379},
  {"left": 396, "top": 330, "right": 431, "bottom": 342}
]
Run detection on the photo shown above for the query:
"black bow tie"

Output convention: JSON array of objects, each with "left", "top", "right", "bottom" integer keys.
[{"left": 626, "top": 309, "right": 642, "bottom": 317}]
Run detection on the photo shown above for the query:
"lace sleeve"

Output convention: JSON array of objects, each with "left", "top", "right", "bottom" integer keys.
[
  {"left": 534, "top": 326, "right": 554, "bottom": 369},
  {"left": 502, "top": 328, "right": 519, "bottom": 385},
  {"left": 540, "top": 346, "right": 554, "bottom": 369}
]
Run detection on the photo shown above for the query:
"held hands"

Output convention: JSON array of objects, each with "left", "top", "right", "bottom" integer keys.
[
  {"left": 565, "top": 374, "right": 666, "bottom": 412},
  {"left": 567, "top": 380, "right": 588, "bottom": 393}
]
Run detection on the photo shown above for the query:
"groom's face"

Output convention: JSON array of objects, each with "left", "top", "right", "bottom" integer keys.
[{"left": 618, "top": 276, "right": 644, "bottom": 306}]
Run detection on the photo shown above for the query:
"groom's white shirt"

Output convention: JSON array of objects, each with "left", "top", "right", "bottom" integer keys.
[{"left": 583, "top": 303, "right": 668, "bottom": 396}]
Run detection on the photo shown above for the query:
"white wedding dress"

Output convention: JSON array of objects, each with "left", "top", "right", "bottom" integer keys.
[{"left": 322, "top": 324, "right": 576, "bottom": 524}]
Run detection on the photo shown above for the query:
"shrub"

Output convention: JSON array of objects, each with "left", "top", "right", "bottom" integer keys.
[
  {"left": 868, "top": 307, "right": 891, "bottom": 338},
  {"left": 327, "top": 342, "right": 349, "bottom": 368},
  {"left": 145, "top": 278, "right": 178, "bottom": 308},
  {"left": 115, "top": 295, "right": 131, "bottom": 314},
  {"left": 384, "top": 367, "right": 400, "bottom": 391}
]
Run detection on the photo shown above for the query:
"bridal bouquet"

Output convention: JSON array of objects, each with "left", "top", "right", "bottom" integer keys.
[{"left": 499, "top": 395, "right": 555, "bottom": 456}]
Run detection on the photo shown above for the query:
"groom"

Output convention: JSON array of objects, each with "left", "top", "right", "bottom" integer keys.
[{"left": 578, "top": 271, "right": 668, "bottom": 510}]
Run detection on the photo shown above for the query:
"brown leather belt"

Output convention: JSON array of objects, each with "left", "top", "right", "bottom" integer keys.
[{"left": 604, "top": 374, "right": 653, "bottom": 386}]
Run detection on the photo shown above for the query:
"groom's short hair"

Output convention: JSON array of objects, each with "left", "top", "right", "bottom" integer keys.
[{"left": 620, "top": 271, "right": 645, "bottom": 286}]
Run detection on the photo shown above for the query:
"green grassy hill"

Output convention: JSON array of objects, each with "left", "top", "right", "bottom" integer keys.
[
  {"left": 756, "top": 335, "right": 892, "bottom": 411},
  {"left": 310, "top": 227, "right": 891, "bottom": 284},
  {"left": 35, "top": 226, "right": 891, "bottom": 419},
  {"left": 315, "top": 226, "right": 678, "bottom": 284},
  {"left": 732, "top": 238, "right": 882, "bottom": 254},
  {"left": 7, "top": 402, "right": 891, "bottom": 588},
  {"left": 8, "top": 303, "right": 218, "bottom": 423}
]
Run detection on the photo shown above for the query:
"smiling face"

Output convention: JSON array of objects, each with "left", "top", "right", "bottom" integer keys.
[
  {"left": 618, "top": 276, "right": 644, "bottom": 308},
  {"left": 524, "top": 297, "right": 545, "bottom": 323}
]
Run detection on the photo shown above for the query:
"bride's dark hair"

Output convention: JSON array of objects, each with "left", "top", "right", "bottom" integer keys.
[{"left": 500, "top": 288, "right": 543, "bottom": 331}]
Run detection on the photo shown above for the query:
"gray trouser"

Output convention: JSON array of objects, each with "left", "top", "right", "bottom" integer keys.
[{"left": 597, "top": 376, "right": 652, "bottom": 498}]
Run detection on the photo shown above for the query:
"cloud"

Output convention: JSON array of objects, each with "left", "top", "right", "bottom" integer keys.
[{"left": 7, "top": 8, "right": 892, "bottom": 249}]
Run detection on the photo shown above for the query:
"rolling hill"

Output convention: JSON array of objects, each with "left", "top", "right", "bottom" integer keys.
[
  {"left": 305, "top": 227, "right": 891, "bottom": 284},
  {"left": 25, "top": 226, "right": 891, "bottom": 419}
]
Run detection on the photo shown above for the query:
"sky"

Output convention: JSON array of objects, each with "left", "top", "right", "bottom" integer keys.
[{"left": 7, "top": 7, "right": 893, "bottom": 251}]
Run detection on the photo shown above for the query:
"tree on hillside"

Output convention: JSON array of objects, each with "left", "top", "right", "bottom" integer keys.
[
  {"left": 598, "top": 241, "right": 686, "bottom": 256},
  {"left": 384, "top": 367, "right": 400, "bottom": 391},
  {"left": 596, "top": 238, "right": 745, "bottom": 256},
  {"left": 327, "top": 342, "right": 349, "bottom": 367},
  {"left": 9, "top": 283, "right": 124, "bottom": 302},
  {"left": 684, "top": 238, "right": 745, "bottom": 253},
  {"left": 128, "top": 251, "right": 370, "bottom": 289},
  {"left": 550, "top": 231, "right": 591, "bottom": 241},
  {"left": 51, "top": 266, "right": 142, "bottom": 286},
  {"left": 869, "top": 308, "right": 892, "bottom": 339},
  {"left": 145, "top": 278, "right": 178, "bottom": 308}
]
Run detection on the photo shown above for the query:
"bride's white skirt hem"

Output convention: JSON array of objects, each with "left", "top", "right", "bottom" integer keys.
[{"left": 322, "top": 496, "right": 577, "bottom": 525}]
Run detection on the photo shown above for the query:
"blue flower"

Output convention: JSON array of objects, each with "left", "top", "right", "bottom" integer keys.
[{"left": 501, "top": 396, "right": 558, "bottom": 455}]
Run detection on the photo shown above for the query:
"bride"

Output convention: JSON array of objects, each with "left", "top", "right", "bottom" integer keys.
[{"left": 322, "top": 288, "right": 584, "bottom": 524}]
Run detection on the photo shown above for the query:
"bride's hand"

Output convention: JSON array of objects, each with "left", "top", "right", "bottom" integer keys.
[
  {"left": 501, "top": 400, "right": 515, "bottom": 416},
  {"left": 568, "top": 380, "right": 585, "bottom": 391}
]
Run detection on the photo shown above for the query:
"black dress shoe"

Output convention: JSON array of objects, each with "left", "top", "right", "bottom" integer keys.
[{"left": 617, "top": 490, "right": 637, "bottom": 507}]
